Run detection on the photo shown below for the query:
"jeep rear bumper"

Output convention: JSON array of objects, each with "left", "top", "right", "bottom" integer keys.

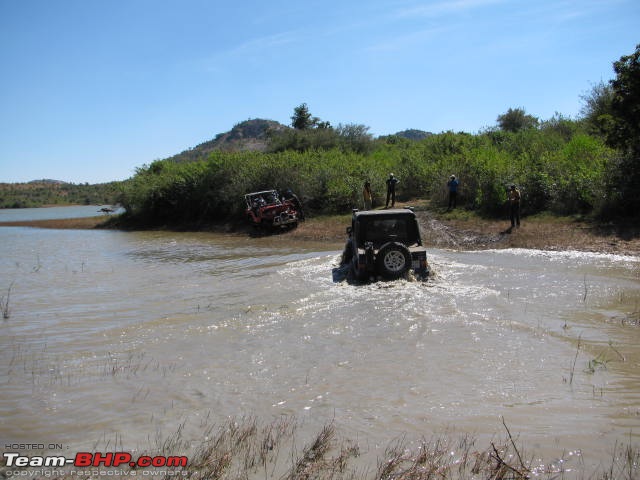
[{"left": 354, "top": 247, "right": 429, "bottom": 280}]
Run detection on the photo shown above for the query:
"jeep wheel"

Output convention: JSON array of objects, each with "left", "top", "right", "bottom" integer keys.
[{"left": 376, "top": 242, "right": 411, "bottom": 279}]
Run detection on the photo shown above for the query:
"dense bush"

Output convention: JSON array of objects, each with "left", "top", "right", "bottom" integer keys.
[{"left": 118, "top": 122, "right": 618, "bottom": 226}]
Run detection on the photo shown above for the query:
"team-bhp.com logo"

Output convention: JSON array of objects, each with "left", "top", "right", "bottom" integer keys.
[{"left": 3, "top": 451, "right": 188, "bottom": 470}]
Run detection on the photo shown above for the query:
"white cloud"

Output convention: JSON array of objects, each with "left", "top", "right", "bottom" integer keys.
[
  {"left": 229, "top": 31, "right": 301, "bottom": 56},
  {"left": 199, "top": 30, "right": 303, "bottom": 73},
  {"left": 395, "top": 0, "right": 507, "bottom": 18},
  {"left": 365, "top": 25, "right": 450, "bottom": 53}
]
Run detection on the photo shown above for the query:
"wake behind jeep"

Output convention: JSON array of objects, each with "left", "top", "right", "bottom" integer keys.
[{"left": 339, "top": 208, "right": 429, "bottom": 282}]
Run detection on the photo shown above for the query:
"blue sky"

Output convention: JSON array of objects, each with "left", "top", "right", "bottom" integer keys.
[{"left": 0, "top": 0, "right": 638, "bottom": 184}]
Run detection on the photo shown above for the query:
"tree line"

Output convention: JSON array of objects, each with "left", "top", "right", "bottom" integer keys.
[{"left": 0, "top": 181, "right": 122, "bottom": 209}]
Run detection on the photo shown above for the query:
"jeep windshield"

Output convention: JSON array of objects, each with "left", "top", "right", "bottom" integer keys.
[
  {"left": 354, "top": 214, "right": 421, "bottom": 248},
  {"left": 245, "top": 191, "right": 281, "bottom": 209}
]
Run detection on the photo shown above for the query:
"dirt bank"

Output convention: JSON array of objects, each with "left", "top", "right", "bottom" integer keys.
[{"left": 416, "top": 210, "right": 640, "bottom": 255}]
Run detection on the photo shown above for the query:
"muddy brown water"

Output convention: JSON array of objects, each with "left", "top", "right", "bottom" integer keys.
[{"left": 1, "top": 215, "right": 639, "bottom": 473}]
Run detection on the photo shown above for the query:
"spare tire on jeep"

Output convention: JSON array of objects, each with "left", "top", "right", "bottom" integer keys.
[{"left": 376, "top": 242, "right": 411, "bottom": 279}]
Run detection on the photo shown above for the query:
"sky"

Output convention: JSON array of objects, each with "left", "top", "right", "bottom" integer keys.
[{"left": 0, "top": 0, "right": 638, "bottom": 184}]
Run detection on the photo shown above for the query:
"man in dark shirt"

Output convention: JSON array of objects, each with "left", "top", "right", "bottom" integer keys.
[
  {"left": 385, "top": 173, "right": 398, "bottom": 208},
  {"left": 447, "top": 175, "right": 459, "bottom": 209},
  {"left": 508, "top": 184, "right": 521, "bottom": 228}
]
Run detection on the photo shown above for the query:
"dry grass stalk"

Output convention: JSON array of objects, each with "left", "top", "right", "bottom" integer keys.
[
  {"left": 1, "top": 417, "right": 638, "bottom": 479},
  {"left": 1, "top": 282, "right": 13, "bottom": 319}
]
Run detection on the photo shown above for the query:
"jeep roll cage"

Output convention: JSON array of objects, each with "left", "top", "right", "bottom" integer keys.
[{"left": 350, "top": 210, "right": 422, "bottom": 249}]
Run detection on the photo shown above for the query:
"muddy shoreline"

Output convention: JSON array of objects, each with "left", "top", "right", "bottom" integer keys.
[
  {"left": 1, "top": 210, "right": 639, "bottom": 256},
  {"left": 415, "top": 210, "right": 640, "bottom": 255}
]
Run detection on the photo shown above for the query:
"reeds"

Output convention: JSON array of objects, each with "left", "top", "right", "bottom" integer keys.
[
  {"left": 1, "top": 282, "right": 13, "bottom": 319},
  {"left": 120, "top": 417, "right": 639, "bottom": 480},
  {"left": 0, "top": 416, "right": 638, "bottom": 479}
]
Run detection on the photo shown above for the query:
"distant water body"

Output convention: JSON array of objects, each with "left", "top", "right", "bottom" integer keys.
[{"left": 0, "top": 205, "right": 123, "bottom": 222}]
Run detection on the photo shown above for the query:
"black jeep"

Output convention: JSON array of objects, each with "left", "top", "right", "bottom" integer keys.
[{"left": 339, "top": 208, "right": 429, "bottom": 282}]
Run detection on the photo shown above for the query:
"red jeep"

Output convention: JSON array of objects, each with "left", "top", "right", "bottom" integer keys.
[{"left": 244, "top": 190, "right": 302, "bottom": 231}]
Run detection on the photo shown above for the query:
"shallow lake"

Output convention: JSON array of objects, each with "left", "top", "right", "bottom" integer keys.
[
  {"left": 0, "top": 205, "right": 123, "bottom": 223},
  {"left": 1, "top": 208, "right": 639, "bottom": 475}
]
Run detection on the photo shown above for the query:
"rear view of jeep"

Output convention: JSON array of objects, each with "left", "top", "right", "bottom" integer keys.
[{"left": 340, "top": 208, "right": 429, "bottom": 282}]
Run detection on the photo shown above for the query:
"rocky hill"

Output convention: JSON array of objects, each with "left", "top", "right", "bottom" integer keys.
[
  {"left": 166, "top": 121, "right": 433, "bottom": 164},
  {"left": 168, "top": 119, "right": 287, "bottom": 163}
]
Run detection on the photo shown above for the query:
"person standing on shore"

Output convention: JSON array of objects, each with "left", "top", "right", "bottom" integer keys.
[
  {"left": 385, "top": 173, "right": 398, "bottom": 208},
  {"left": 447, "top": 175, "right": 459, "bottom": 209},
  {"left": 508, "top": 184, "right": 521, "bottom": 228},
  {"left": 363, "top": 181, "right": 373, "bottom": 210}
]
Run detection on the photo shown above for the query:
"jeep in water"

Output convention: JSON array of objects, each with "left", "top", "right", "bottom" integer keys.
[
  {"left": 245, "top": 190, "right": 302, "bottom": 231},
  {"left": 339, "top": 208, "right": 429, "bottom": 281}
]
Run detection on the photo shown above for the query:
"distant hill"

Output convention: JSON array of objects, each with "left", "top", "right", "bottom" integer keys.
[
  {"left": 28, "top": 179, "right": 68, "bottom": 185},
  {"left": 393, "top": 129, "right": 433, "bottom": 141},
  {"left": 168, "top": 119, "right": 288, "bottom": 163}
]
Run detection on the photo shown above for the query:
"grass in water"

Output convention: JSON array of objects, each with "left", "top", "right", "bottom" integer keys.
[
  {"left": 1, "top": 282, "right": 13, "bottom": 319},
  {"left": 4, "top": 417, "right": 634, "bottom": 480}
]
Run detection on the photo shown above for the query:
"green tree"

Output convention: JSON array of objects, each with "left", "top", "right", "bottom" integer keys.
[
  {"left": 336, "top": 123, "right": 373, "bottom": 154},
  {"left": 608, "top": 44, "right": 640, "bottom": 154},
  {"left": 540, "top": 112, "right": 583, "bottom": 142},
  {"left": 291, "top": 103, "right": 313, "bottom": 130},
  {"left": 600, "top": 44, "right": 640, "bottom": 217},
  {"left": 291, "top": 103, "right": 330, "bottom": 130},
  {"left": 496, "top": 107, "right": 539, "bottom": 133},
  {"left": 580, "top": 81, "right": 615, "bottom": 138}
]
